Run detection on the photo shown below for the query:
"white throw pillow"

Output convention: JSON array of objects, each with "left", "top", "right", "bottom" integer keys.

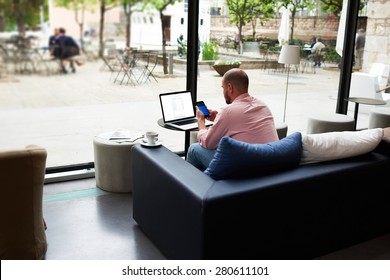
[{"left": 301, "top": 128, "right": 383, "bottom": 165}]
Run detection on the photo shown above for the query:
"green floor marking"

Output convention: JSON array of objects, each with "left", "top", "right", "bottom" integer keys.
[{"left": 44, "top": 187, "right": 108, "bottom": 203}]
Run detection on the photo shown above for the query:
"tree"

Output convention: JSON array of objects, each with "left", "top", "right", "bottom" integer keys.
[
  {"left": 98, "top": 0, "right": 118, "bottom": 57},
  {"left": 53, "top": 0, "right": 125, "bottom": 57},
  {"left": 277, "top": 0, "right": 365, "bottom": 43},
  {"left": 0, "top": 0, "right": 10, "bottom": 31},
  {"left": 320, "top": 0, "right": 366, "bottom": 16},
  {"left": 319, "top": 0, "right": 342, "bottom": 15},
  {"left": 278, "top": 0, "right": 316, "bottom": 42},
  {"left": 121, "top": 0, "right": 142, "bottom": 48},
  {"left": 145, "top": 0, "right": 182, "bottom": 74},
  {"left": 53, "top": 0, "right": 98, "bottom": 52},
  {"left": 0, "top": 0, "right": 42, "bottom": 36},
  {"left": 249, "top": 1, "right": 274, "bottom": 40},
  {"left": 226, "top": 0, "right": 274, "bottom": 54}
]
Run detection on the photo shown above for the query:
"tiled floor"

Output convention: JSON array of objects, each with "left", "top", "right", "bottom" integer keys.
[
  {"left": 43, "top": 178, "right": 165, "bottom": 260},
  {"left": 42, "top": 177, "right": 390, "bottom": 260}
]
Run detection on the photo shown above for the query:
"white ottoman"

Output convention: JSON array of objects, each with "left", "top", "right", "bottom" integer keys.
[
  {"left": 368, "top": 107, "right": 390, "bottom": 129},
  {"left": 93, "top": 133, "right": 140, "bottom": 192},
  {"left": 306, "top": 113, "right": 355, "bottom": 134}
]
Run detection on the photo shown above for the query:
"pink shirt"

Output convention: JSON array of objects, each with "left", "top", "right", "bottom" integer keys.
[{"left": 197, "top": 93, "right": 279, "bottom": 149}]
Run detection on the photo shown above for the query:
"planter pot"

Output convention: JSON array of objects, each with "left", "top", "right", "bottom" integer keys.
[{"left": 212, "top": 64, "right": 241, "bottom": 76}]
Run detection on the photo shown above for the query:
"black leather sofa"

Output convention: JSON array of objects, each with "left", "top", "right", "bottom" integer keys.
[{"left": 131, "top": 143, "right": 390, "bottom": 260}]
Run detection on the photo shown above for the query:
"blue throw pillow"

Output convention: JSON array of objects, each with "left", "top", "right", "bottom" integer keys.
[{"left": 204, "top": 132, "right": 302, "bottom": 180}]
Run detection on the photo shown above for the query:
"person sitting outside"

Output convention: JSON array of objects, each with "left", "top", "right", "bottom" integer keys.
[
  {"left": 48, "top": 28, "right": 60, "bottom": 57},
  {"left": 54, "top": 27, "right": 83, "bottom": 73},
  {"left": 186, "top": 68, "right": 279, "bottom": 170},
  {"left": 311, "top": 38, "right": 326, "bottom": 67},
  {"left": 303, "top": 36, "right": 317, "bottom": 57}
]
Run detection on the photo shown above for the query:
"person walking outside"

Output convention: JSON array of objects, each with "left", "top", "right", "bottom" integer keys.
[
  {"left": 311, "top": 38, "right": 326, "bottom": 67},
  {"left": 355, "top": 29, "right": 366, "bottom": 70}
]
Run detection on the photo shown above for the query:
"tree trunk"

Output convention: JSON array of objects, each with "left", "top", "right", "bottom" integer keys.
[
  {"left": 252, "top": 19, "right": 256, "bottom": 40},
  {"left": 80, "top": 22, "right": 84, "bottom": 51},
  {"left": 80, "top": 8, "right": 85, "bottom": 52},
  {"left": 0, "top": 14, "right": 5, "bottom": 32},
  {"left": 99, "top": 0, "right": 105, "bottom": 58},
  {"left": 160, "top": 11, "right": 168, "bottom": 74},
  {"left": 238, "top": 24, "right": 243, "bottom": 55},
  {"left": 14, "top": 0, "right": 25, "bottom": 37},
  {"left": 290, "top": 9, "right": 296, "bottom": 42},
  {"left": 126, "top": 10, "right": 131, "bottom": 47}
]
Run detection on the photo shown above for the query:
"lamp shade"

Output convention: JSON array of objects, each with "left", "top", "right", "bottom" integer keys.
[{"left": 278, "top": 45, "right": 300, "bottom": 65}]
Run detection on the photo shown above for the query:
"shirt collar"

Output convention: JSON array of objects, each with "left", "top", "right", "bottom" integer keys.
[{"left": 232, "top": 93, "right": 250, "bottom": 103}]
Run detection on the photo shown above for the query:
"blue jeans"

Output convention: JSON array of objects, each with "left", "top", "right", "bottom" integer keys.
[{"left": 186, "top": 143, "right": 216, "bottom": 171}]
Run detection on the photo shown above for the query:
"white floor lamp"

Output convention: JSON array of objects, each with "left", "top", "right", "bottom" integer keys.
[{"left": 278, "top": 45, "right": 300, "bottom": 123}]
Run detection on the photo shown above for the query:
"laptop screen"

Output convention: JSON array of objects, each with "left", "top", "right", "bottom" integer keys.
[{"left": 159, "top": 91, "right": 195, "bottom": 122}]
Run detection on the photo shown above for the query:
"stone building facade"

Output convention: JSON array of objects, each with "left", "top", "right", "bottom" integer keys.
[
  {"left": 210, "top": 14, "right": 340, "bottom": 43},
  {"left": 48, "top": 0, "right": 388, "bottom": 74},
  {"left": 210, "top": 2, "right": 389, "bottom": 75},
  {"left": 364, "top": 0, "right": 390, "bottom": 71},
  {"left": 210, "top": 14, "right": 367, "bottom": 44}
]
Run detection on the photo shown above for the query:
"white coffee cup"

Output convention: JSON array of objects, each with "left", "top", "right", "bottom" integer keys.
[{"left": 145, "top": 131, "right": 159, "bottom": 145}]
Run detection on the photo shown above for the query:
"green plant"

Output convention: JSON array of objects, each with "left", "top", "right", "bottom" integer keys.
[
  {"left": 324, "top": 46, "right": 341, "bottom": 63},
  {"left": 213, "top": 60, "right": 241, "bottom": 66},
  {"left": 202, "top": 41, "right": 219, "bottom": 60},
  {"left": 212, "top": 60, "right": 241, "bottom": 76}
]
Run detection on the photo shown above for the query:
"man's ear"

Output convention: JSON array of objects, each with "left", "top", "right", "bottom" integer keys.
[{"left": 227, "top": 82, "right": 234, "bottom": 93}]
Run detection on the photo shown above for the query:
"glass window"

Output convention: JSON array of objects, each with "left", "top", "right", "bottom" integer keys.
[
  {"left": 0, "top": 3, "right": 188, "bottom": 168},
  {"left": 1, "top": 0, "right": 388, "bottom": 170}
]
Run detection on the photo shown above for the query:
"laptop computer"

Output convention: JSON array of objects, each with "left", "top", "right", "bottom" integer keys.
[{"left": 159, "top": 90, "right": 213, "bottom": 130}]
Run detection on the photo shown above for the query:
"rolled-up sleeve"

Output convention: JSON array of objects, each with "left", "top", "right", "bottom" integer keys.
[{"left": 198, "top": 109, "right": 229, "bottom": 149}]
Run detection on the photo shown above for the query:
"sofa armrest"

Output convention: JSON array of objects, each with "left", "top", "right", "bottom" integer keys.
[{"left": 131, "top": 144, "right": 215, "bottom": 259}]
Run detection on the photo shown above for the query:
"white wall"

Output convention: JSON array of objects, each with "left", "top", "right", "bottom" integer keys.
[
  {"left": 130, "top": 0, "right": 211, "bottom": 50},
  {"left": 48, "top": 0, "right": 120, "bottom": 42}
]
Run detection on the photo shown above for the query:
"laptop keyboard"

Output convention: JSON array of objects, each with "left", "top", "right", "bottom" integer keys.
[{"left": 173, "top": 118, "right": 198, "bottom": 125}]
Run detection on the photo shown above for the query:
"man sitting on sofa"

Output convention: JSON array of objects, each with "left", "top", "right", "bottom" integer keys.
[{"left": 186, "top": 68, "right": 279, "bottom": 170}]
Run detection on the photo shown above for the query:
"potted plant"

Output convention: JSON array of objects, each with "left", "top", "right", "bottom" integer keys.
[{"left": 212, "top": 60, "right": 241, "bottom": 76}]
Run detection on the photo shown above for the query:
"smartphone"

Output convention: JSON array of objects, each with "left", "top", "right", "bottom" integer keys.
[{"left": 196, "top": 101, "right": 210, "bottom": 117}]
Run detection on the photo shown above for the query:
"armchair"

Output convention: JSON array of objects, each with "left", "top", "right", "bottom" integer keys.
[{"left": 0, "top": 145, "right": 48, "bottom": 260}]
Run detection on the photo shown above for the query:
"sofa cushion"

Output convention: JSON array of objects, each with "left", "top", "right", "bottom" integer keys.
[
  {"left": 204, "top": 132, "right": 302, "bottom": 180},
  {"left": 301, "top": 128, "right": 383, "bottom": 165}
]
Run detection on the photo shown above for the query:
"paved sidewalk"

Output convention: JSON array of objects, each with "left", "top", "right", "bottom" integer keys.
[{"left": 0, "top": 59, "right": 364, "bottom": 167}]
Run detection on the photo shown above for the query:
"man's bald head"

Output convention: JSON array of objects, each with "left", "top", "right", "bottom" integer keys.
[
  {"left": 222, "top": 68, "right": 249, "bottom": 94},
  {"left": 221, "top": 68, "right": 249, "bottom": 104}
]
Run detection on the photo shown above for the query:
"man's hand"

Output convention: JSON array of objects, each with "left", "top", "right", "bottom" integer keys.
[
  {"left": 196, "top": 106, "right": 206, "bottom": 130},
  {"left": 196, "top": 106, "right": 217, "bottom": 130},
  {"left": 196, "top": 107, "right": 218, "bottom": 121},
  {"left": 206, "top": 109, "right": 218, "bottom": 121}
]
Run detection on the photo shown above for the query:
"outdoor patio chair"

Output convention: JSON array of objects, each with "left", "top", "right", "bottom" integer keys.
[
  {"left": 113, "top": 53, "right": 138, "bottom": 85},
  {"left": 137, "top": 51, "right": 158, "bottom": 84}
]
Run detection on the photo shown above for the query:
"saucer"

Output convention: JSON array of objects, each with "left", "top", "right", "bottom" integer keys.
[{"left": 141, "top": 141, "right": 162, "bottom": 147}]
